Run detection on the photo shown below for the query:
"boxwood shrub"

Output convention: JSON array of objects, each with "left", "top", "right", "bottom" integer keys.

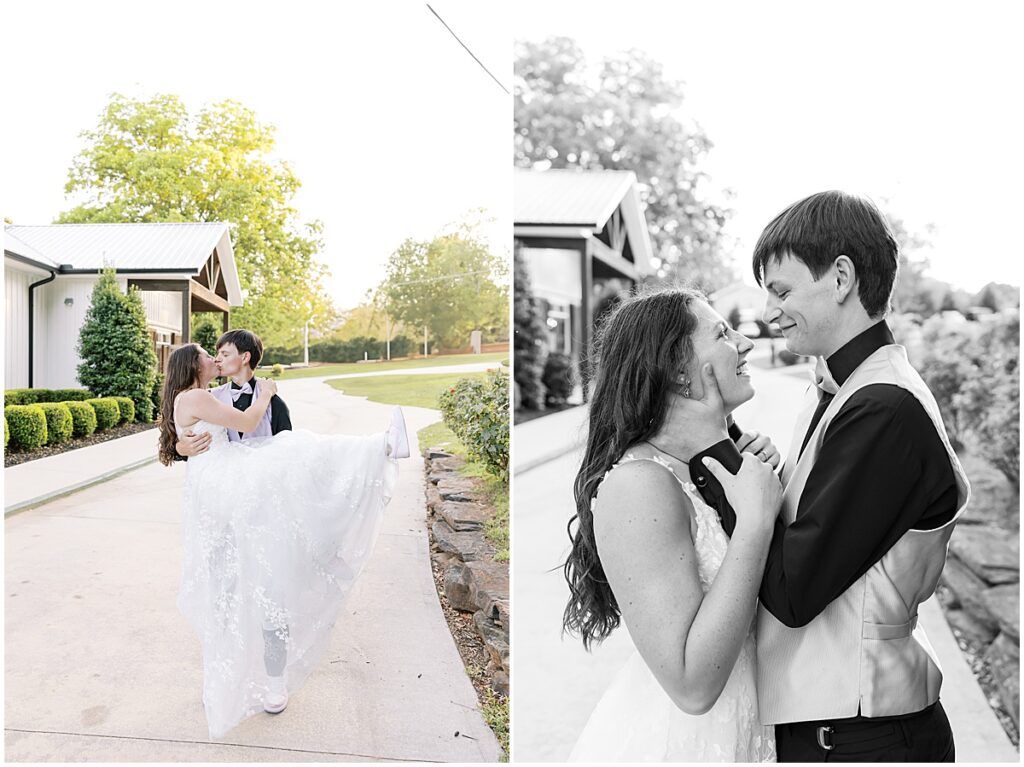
[
  {"left": 64, "top": 400, "right": 97, "bottom": 438},
  {"left": 4, "top": 388, "right": 93, "bottom": 406},
  {"left": 4, "top": 415, "right": 8, "bottom": 448},
  {"left": 112, "top": 396, "right": 135, "bottom": 424},
  {"left": 4, "top": 404, "right": 48, "bottom": 450},
  {"left": 37, "top": 402, "right": 74, "bottom": 445},
  {"left": 87, "top": 398, "right": 120, "bottom": 431},
  {"left": 438, "top": 369, "right": 509, "bottom": 481}
]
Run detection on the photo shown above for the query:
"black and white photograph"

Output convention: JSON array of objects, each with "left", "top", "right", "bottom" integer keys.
[{"left": 512, "top": 1, "right": 1020, "bottom": 762}]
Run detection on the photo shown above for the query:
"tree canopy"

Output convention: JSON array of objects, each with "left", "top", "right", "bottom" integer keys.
[
  {"left": 515, "top": 37, "right": 733, "bottom": 290},
  {"left": 378, "top": 223, "right": 508, "bottom": 351},
  {"left": 58, "top": 93, "right": 335, "bottom": 346}
]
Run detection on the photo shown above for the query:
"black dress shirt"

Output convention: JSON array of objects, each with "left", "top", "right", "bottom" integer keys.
[
  {"left": 691, "top": 321, "right": 958, "bottom": 628},
  {"left": 230, "top": 377, "right": 292, "bottom": 437}
]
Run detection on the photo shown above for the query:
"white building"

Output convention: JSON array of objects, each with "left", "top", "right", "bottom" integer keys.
[{"left": 4, "top": 222, "right": 242, "bottom": 390}]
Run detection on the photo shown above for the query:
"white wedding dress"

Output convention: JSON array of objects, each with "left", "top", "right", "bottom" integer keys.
[
  {"left": 569, "top": 453, "right": 776, "bottom": 763},
  {"left": 175, "top": 417, "right": 398, "bottom": 738}
]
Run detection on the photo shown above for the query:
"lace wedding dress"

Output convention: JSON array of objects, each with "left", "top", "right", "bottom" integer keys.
[
  {"left": 569, "top": 453, "right": 776, "bottom": 762},
  {"left": 175, "top": 417, "right": 398, "bottom": 738}
]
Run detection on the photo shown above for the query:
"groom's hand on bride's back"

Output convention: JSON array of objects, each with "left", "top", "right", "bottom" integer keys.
[{"left": 175, "top": 429, "right": 212, "bottom": 458}]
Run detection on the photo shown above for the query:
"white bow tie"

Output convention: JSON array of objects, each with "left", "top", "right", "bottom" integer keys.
[{"left": 230, "top": 382, "right": 253, "bottom": 402}]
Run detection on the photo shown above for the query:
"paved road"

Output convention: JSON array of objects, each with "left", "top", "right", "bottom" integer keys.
[
  {"left": 511, "top": 354, "right": 1018, "bottom": 762},
  {"left": 5, "top": 378, "right": 501, "bottom": 762}
]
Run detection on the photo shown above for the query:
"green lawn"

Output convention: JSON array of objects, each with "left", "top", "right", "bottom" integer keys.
[
  {"left": 326, "top": 372, "right": 489, "bottom": 410},
  {"left": 269, "top": 352, "right": 507, "bottom": 381}
]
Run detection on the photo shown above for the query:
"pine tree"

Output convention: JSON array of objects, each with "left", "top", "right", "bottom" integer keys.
[
  {"left": 513, "top": 244, "right": 547, "bottom": 411},
  {"left": 77, "top": 268, "right": 158, "bottom": 422}
]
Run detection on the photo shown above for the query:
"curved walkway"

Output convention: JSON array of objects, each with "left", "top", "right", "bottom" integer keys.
[{"left": 5, "top": 374, "right": 501, "bottom": 761}]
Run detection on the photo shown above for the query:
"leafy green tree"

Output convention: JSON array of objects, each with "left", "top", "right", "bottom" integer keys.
[
  {"left": 191, "top": 313, "right": 221, "bottom": 354},
  {"left": 513, "top": 243, "right": 547, "bottom": 410},
  {"left": 515, "top": 37, "right": 733, "bottom": 290},
  {"left": 57, "top": 93, "right": 335, "bottom": 347},
  {"left": 77, "top": 268, "right": 158, "bottom": 422},
  {"left": 379, "top": 223, "right": 508, "bottom": 350}
]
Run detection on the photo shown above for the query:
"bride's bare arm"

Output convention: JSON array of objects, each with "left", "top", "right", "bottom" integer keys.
[
  {"left": 594, "top": 455, "right": 778, "bottom": 715},
  {"left": 177, "top": 383, "right": 276, "bottom": 434}
]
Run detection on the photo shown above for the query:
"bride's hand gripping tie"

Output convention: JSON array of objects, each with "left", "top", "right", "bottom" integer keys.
[
  {"left": 735, "top": 430, "right": 782, "bottom": 469},
  {"left": 701, "top": 452, "right": 782, "bottom": 535}
]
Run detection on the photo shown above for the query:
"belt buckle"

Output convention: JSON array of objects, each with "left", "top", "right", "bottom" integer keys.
[{"left": 816, "top": 725, "right": 835, "bottom": 751}]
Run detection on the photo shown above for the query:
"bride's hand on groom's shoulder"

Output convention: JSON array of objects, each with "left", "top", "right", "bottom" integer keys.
[
  {"left": 735, "top": 430, "right": 781, "bottom": 469},
  {"left": 259, "top": 378, "right": 278, "bottom": 398}
]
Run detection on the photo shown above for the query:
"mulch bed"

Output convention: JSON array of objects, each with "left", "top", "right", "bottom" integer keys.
[{"left": 4, "top": 423, "right": 157, "bottom": 468}]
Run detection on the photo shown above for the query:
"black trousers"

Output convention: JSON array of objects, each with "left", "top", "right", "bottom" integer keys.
[{"left": 775, "top": 701, "right": 955, "bottom": 762}]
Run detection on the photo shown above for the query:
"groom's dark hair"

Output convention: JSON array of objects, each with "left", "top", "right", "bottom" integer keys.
[
  {"left": 752, "top": 190, "right": 899, "bottom": 318},
  {"left": 216, "top": 329, "right": 264, "bottom": 369}
]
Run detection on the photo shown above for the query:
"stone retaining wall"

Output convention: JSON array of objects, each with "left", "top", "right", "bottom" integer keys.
[
  {"left": 424, "top": 449, "right": 509, "bottom": 696},
  {"left": 940, "top": 521, "right": 1019, "bottom": 731}
]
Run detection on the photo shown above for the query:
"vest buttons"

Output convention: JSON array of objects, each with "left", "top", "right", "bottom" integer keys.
[{"left": 695, "top": 474, "right": 708, "bottom": 487}]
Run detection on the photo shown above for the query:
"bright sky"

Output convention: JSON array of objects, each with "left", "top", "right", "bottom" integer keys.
[
  {"left": 2, "top": 0, "right": 510, "bottom": 310},
  {"left": 515, "top": 0, "right": 1023, "bottom": 293}
]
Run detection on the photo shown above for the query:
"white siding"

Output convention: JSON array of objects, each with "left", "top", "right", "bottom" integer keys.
[
  {"left": 36, "top": 277, "right": 97, "bottom": 389},
  {"left": 139, "top": 290, "right": 183, "bottom": 334},
  {"left": 4, "top": 263, "right": 35, "bottom": 388}
]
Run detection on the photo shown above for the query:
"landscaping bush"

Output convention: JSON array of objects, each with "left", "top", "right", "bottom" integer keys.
[
  {"left": 439, "top": 369, "right": 509, "bottom": 481},
  {"left": 112, "top": 396, "right": 136, "bottom": 424},
  {"left": 542, "top": 352, "right": 575, "bottom": 406},
  {"left": 77, "top": 268, "right": 157, "bottom": 423},
  {"left": 86, "top": 397, "right": 120, "bottom": 431},
  {"left": 513, "top": 246, "right": 547, "bottom": 410},
  {"left": 271, "top": 364, "right": 284, "bottom": 378},
  {"left": 4, "top": 415, "right": 9, "bottom": 448},
  {"left": 63, "top": 400, "right": 97, "bottom": 438},
  {"left": 5, "top": 405, "right": 48, "bottom": 450},
  {"left": 150, "top": 372, "right": 163, "bottom": 423},
  {"left": 37, "top": 402, "right": 74, "bottom": 445},
  {"left": 4, "top": 388, "right": 93, "bottom": 406}
]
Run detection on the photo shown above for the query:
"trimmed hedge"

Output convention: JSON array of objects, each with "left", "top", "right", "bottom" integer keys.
[
  {"left": 37, "top": 402, "right": 74, "bottom": 445},
  {"left": 4, "top": 415, "right": 8, "bottom": 448},
  {"left": 438, "top": 369, "right": 510, "bottom": 481},
  {"left": 5, "top": 388, "right": 93, "bottom": 406},
  {"left": 64, "top": 401, "right": 98, "bottom": 438},
  {"left": 5, "top": 405, "right": 48, "bottom": 450},
  {"left": 112, "top": 396, "right": 135, "bottom": 424},
  {"left": 86, "top": 397, "right": 120, "bottom": 431}
]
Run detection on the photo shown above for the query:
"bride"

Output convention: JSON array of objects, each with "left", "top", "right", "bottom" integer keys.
[
  {"left": 157, "top": 343, "right": 402, "bottom": 738},
  {"left": 564, "top": 288, "right": 782, "bottom": 762}
]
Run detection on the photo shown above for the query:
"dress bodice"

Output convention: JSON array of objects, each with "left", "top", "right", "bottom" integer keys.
[{"left": 183, "top": 419, "right": 230, "bottom": 451}]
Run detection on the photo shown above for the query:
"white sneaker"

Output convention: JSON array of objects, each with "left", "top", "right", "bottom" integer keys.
[
  {"left": 386, "top": 406, "right": 410, "bottom": 459},
  {"left": 264, "top": 675, "right": 288, "bottom": 714}
]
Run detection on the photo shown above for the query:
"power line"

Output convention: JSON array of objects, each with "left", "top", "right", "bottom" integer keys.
[{"left": 426, "top": 4, "right": 510, "bottom": 96}]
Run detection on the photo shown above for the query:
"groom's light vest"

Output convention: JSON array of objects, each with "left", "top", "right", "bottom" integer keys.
[
  {"left": 756, "top": 344, "right": 970, "bottom": 725},
  {"left": 210, "top": 381, "right": 274, "bottom": 442}
]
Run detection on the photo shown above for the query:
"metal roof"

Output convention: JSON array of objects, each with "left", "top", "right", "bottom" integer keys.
[
  {"left": 4, "top": 230, "right": 61, "bottom": 269},
  {"left": 514, "top": 168, "right": 639, "bottom": 227},
  {"left": 3, "top": 222, "right": 243, "bottom": 305}
]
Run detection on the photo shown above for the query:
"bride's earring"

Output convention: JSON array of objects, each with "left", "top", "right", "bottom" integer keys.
[{"left": 679, "top": 376, "right": 691, "bottom": 398}]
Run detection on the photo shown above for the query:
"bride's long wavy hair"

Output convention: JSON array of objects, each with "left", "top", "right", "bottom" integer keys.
[
  {"left": 158, "top": 344, "right": 204, "bottom": 467},
  {"left": 564, "top": 287, "right": 704, "bottom": 649}
]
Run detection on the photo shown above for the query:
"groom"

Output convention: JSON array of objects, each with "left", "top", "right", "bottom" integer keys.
[
  {"left": 175, "top": 328, "right": 292, "bottom": 458},
  {"left": 695, "top": 191, "right": 970, "bottom": 761}
]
